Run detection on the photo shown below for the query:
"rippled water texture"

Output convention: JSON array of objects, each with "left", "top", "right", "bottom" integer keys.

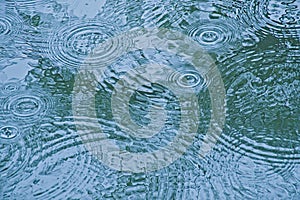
[{"left": 0, "top": 0, "right": 299, "bottom": 199}]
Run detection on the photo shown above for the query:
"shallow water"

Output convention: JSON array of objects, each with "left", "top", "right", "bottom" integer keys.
[{"left": 0, "top": 0, "right": 299, "bottom": 199}]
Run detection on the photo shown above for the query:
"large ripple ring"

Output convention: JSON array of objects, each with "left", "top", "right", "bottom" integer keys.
[{"left": 72, "top": 28, "right": 226, "bottom": 173}]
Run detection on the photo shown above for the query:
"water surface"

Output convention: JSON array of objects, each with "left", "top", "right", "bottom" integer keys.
[{"left": 0, "top": 0, "right": 299, "bottom": 199}]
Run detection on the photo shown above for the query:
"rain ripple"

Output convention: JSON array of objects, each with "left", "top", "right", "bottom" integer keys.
[
  {"left": 0, "top": 127, "right": 31, "bottom": 189},
  {"left": 0, "top": 11, "right": 23, "bottom": 37},
  {"left": 0, "top": 81, "right": 20, "bottom": 95},
  {"left": 0, "top": 10, "right": 27, "bottom": 63},
  {"left": 2, "top": 122, "right": 94, "bottom": 199},
  {"left": 243, "top": 0, "right": 300, "bottom": 38},
  {"left": 219, "top": 48, "right": 300, "bottom": 178},
  {"left": 206, "top": 148, "right": 299, "bottom": 199},
  {"left": 0, "top": 126, "right": 19, "bottom": 139},
  {"left": 186, "top": 18, "right": 243, "bottom": 52},
  {"left": 47, "top": 21, "right": 117, "bottom": 68},
  {"left": 0, "top": 86, "right": 54, "bottom": 125},
  {"left": 5, "top": 0, "right": 51, "bottom": 11}
]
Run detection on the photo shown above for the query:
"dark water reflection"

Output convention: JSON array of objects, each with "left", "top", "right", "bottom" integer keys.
[{"left": 0, "top": 0, "right": 299, "bottom": 199}]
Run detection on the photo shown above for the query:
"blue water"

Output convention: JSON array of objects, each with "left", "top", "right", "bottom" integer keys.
[{"left": 0, "top": 0, "right": 299, "bottom": 199}]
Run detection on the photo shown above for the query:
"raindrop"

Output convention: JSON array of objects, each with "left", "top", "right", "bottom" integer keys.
[
  {"left": 178, "top": 72, "right": 203, "bottom": 88},
  {"left": 0, "top": 126, "right": 19, "bottom": 139},
  {"left": 167, "top": 70, "right": 205, "bottom": 89}
]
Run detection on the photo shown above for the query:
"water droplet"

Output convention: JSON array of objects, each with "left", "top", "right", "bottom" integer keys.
[
  {"left": 0, "top": 126, "right": 19, "bottom": 139},
  {"left": 178, "top": 72, "right": 202, "bottom": 88},
  {"left": 199, "top": 30, "right": 220, "bottom": 43},
  {"left": 168, "top": 70, "right": 205, "bottom": 89}
]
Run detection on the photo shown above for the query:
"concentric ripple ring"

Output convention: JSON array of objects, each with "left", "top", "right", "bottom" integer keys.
[
  {"left": 72, "top": 28, "right": 226, "bottom": 173},
  {"left": 48, "top": 21, "right": 116, "bottom": 68},
  {"left": 0, "top": 12, "right": 23, "bottom": 36},
  {"left": 244, "top": 0, "right": 300, "bottom": 38},
  {"left": 187, "top": 19, "right": 241, "bottom": 51},
  {"left": 0, "top": 89, "right": 53, "bottom": 123}
]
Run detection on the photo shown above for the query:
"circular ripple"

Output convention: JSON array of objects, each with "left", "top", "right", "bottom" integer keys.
[
  {"left": 0, "top": 88, "right": 54, "bottom": 124},
  {"left": 0, "top": 127, "right": 31, "bottom": 184},
  {"left": 48, "top": 21, "right": 117, "bottom": 68},
  {"left": 166, "top": 69, "right": 207, "bottom": 90},
  {"left": 0, "top": 126, "right": 19, "bottom": 139},
  {"left": 5, "top": 0, "right": 49, "bottom": 11},
  {"left": 0, "top": 11, "right": 23, "bottom": 36},
  {"left": 91, "top": 49, "right": 212, "bottom": 154},
  {"left": 214, "top": 150, "right": 298, "bottom": 199},
  {"left": 5, "top": 124, "right": 93, "bottom": 199},
  {"left": 0, "top": 82, "right": 20, "bottom": 95},
  {"left": 244, "top": 0, "right": 300, "bottom": 38},
  {"left": 9, "top": 96, "right": 42, "bottom": 117},
  {"left": 219, "top": 49, "right": 300, "bottom": 177},
  {"left": 187, "top": 19, "right": 242, "bottom": 51},
  {"left": 0, "top": 18, "right": 10, "bottom": 35},
  {"left": 177, "top": 71, "right": 204, "bottom": 88},
  {"left": 73, "top": 28, "right": 226, "bottom": 173}
]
